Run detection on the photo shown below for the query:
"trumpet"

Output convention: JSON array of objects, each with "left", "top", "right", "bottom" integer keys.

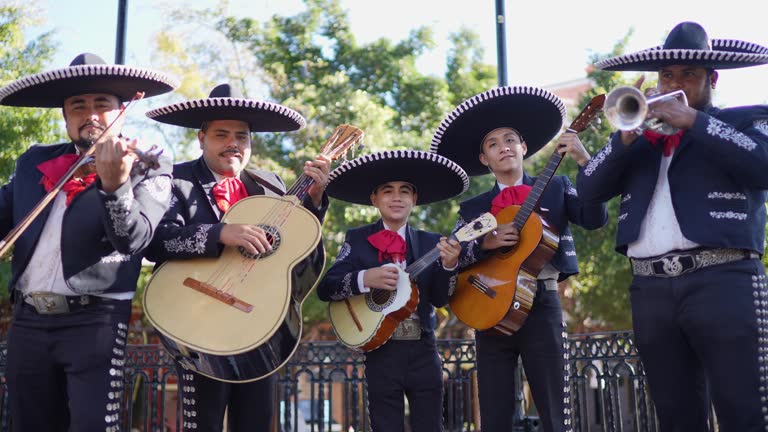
[{"left": 604, "top": 86, "right": 688, "bottom": 135}]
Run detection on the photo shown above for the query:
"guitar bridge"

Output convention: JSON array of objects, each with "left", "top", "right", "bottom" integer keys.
[
  {"left": 468, "top": 275, "right": 496, "bottom": 299},
  {"left": 182, "top": 277, "right": 254, "bottom": 313}
]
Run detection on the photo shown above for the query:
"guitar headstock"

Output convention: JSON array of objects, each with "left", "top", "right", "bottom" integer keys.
[
  {"left": 567, "top": 94, "right": 606, "bottom": 134},
  {"left": 454, "top": 212, "right": 498, "bottom": 243},
  {"left": 320, "top": 124, "right": 365, "bottom": 162}
]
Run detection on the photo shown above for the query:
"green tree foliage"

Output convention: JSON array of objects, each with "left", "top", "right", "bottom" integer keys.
[
  {"left": 151, "top": 0, "right": 498, "bottom": 325},
  {"left": 0, "top": 2, "right": 61, "bottom": 300}
]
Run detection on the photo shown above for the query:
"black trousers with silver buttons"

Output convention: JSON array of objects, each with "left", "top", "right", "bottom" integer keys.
[
  {"left": 177, "top": 365, "right": 276, "bottom": 431},
  {"left": 6, "top": 299, "right": 131, "bottom": 432},
  {"left": 630, "top": 258, "right": 768, "bottom": 432},
  {"left": 475, "top": 281, "right": 571, "bottom": 432}
]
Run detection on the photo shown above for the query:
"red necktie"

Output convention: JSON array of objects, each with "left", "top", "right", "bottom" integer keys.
[
  {"left": 643, "top": 129, "right": 685, "bottom": 157},
  {"left": 367, "top": 229, "right": 407, "bottom": 264},
  {"left": 37, "top": 154, "right": 98, "bottom": 205},
  {"left": 212, "top": 177, "right": 249, "bottom": 212},
  {"left": 490, "top": 184, "right": 532, "bottom": 216}
]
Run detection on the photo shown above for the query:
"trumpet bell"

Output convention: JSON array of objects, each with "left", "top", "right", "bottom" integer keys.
[{"left": 604, "top": 86, "right": 688, "bottom": 135}]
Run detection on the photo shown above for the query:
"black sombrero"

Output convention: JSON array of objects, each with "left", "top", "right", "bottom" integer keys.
[
  {"left": 0, "top": 53, "right": 178, "bottom": 107},
  {"left": 327, "top": 150, "right": 469, "bottom": 205},
  {"left": 430, "top": 86, "right": 565, "bottom": 176},
  {"left": 596, "top": 22, "right": 768, "bottom": 72},
  {"left": 145, "top": 83, "right": 306, "bottom": 132}
]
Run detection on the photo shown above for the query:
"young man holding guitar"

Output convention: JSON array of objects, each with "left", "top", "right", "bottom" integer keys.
[
  {"left": 430, "top": 86, "right": 607, "bottom": 432},
  {"left": 144, "top": 83, "right": 330, "bottom": 431},
  {"left": 316, "top": 150, "right": 468, "bottom": 431}
]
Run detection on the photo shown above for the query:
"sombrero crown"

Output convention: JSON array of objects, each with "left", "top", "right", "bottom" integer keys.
[
  {"left": 146, "top": 83, "right": 306, "bottom": 132},
  {"left": 430, "top": 86, "right": 566, "bottom": 176},
  {"left": 596, "top": 21, "right": 768, "bottom": 71},
  {"left": 327, "top": 150, "right": 469, "bottom": 205},
  {"left": 0, "top": 53, "right": 179, "bottom": 107}
]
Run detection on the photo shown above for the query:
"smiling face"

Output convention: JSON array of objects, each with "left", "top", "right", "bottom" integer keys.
[
  {"left": 62, "top": 93, "right": 124, "bottom": 149},
  {"left": 199, "top": 119, "right": 252, "bottom": 177},
  {"left": 479, "top": 127, "right": 527, "bottom": 176},
  {"left": 370, "top": 181, "right": 417, "bottom": 228},
  {"left": 657, "top": 65, "right": 717, "bottom": 110}
]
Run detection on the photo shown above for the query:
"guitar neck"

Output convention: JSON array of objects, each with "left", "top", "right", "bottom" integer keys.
[
  {"left": 404, "top": 234, "right": 457, "bottom": 280},
  {"left": 285, "top": 173, "right": 314, "bottom": 200},
  {"left": 511, "top": 150, "right": 564, "bottom": 231}
]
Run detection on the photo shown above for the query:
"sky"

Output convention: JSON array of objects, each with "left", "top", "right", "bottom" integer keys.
[{"left": 21, "top": 0, "right": 768, "bottom": 147}]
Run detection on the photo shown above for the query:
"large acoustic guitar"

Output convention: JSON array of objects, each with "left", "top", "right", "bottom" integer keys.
[
  {"left": 143, "top": 124, "right": 364, "bottom": 383},
  {"left": 329, "top": 213, "right": 497, "bottom": 352},
  {"left": 449, "top": 95, "right": 605, "bottom": 335}
]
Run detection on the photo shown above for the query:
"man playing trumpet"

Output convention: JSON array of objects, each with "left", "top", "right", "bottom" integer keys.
[{"left": 578, "top": 22, "right": 768, "bottom": 431}]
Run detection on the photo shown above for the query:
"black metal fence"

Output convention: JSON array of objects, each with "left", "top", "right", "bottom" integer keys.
[{"left": 0, "top": 331, "right": 658, "bottom": 431}]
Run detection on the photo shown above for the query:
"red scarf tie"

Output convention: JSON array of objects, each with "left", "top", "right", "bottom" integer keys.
[
  {"left": 212, "top": 177, "right": 249, "bottom": 212},
  {"left": 490, "top": 184, "right": 532, "bottom": 216},
  {"left": 643, "top": 129, "right": 685, "bottom": 157},
  {"left": 37, "top": 154, "right": 98, "bottom": 205},
  {"left": 367, "top": 229, "right": 407, "bottom": 264}
]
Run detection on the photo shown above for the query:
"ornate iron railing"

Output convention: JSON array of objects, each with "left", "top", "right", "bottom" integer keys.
[{"left": 0, "top": 331, "right": 657, "bottom": 431}]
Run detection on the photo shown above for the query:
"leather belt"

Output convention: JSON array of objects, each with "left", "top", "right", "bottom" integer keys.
[
  {"left": 630, "top": 248, "right": 758, "bottom": 278},
  {"left": 391, "top": 318, "right": 422, "bottom": 341},
  {"left": 23, "top": 292, "right": 115, "bottom": 315}
]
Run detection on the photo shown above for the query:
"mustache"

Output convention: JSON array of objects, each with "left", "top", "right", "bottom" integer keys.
[
  {"left": 219, "top": 148, "right": 242, "bottom": 157},
  {"left": 79, "top": 121, "right": 105, "bottom": 134}
]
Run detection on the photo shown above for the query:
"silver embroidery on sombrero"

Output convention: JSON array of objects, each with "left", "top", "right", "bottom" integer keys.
[
  {"left": 145, "top": 97, "right": 307, "bottom": 129},
  {"left": 430, "top": 86, "right": 567, "bottom": 152},
  {"left": 0, "top": 64, "right": 180, "bottom": 102},
  {"left": 595, "top": 38, "right": 768, "bottom": 70},
  {"left": 329, "top": 149, "right": 470, "bottom": 191}
]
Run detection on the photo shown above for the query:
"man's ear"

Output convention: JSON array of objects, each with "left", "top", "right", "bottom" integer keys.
[
  {"left": 198, "top": 130, "right": 205, "bottom": 149},
  {"left": 710, "top": 71, "right": 719, "bottom": 89},
  {"left": 521, "top": 142, "right": 528, "bottom": 156},
  {"left": 479, "top": 152, "right": 489, "bottom": 167}
]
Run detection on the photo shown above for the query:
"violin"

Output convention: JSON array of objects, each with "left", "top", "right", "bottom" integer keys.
[{"left": 72, "top": 138, "right": 163, "bottom": 179}]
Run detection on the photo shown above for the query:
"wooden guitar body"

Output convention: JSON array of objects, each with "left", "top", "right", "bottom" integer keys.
[
  {"left": 143, "top": 195, "right": 325, "bottom": 382},
  {"left": 450, "top": 205, "right": 559, "bottom": 334}
]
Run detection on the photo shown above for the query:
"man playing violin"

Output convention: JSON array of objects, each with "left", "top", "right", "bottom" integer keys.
[
  {"left": 430, "top": 86, "right": 607, "bottom": 432},
  {"left": 578, "top": 22, "right": 768, "bottom": 431},
  {"left": 145, "top": 83, "right": 329, "bottom": 431},
  {"left": 316, "top": 150, "right": 466, "bottom": 431},
  {"left": 0, "top": 53, "right": 177, "bottom": 431}
]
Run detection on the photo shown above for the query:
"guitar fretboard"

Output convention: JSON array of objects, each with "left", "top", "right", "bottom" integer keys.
[{"left": 511, "top": 150, "right": 564, "bottom": 231}]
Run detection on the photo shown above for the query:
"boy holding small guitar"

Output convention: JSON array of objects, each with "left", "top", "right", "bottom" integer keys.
[
  {"left": 430, "top": 87, "right": 607, "bottom": 432},
  {"left": 316, "top": 150, "right": 471, "bottom": 432}
]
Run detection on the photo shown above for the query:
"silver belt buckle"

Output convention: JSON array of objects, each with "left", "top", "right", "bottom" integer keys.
[
  {"left": 28, "top": 292, "right": 70, "bottom": 314},
  {"left": 392, "top": 319, "right": 421, "bottom": 341}
]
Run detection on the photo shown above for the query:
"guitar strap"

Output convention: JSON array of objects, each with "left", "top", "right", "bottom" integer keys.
[{"left": 242, "top": 169, "right": 285, "bottom": 197}]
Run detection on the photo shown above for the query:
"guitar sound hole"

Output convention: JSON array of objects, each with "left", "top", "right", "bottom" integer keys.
[
  {"left": 365, "top": 289, "right": 395, "bottom": 312},
  {"left": 238, "top": 224, "right": 281, "bottom": 259}
]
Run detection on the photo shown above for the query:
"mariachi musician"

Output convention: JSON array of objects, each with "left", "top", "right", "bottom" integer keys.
[
  {"left": 0, "top": 52, "right": 176, "bottom": 431},
  {"left": 317, "top": 149, "right": 468, "bottom": 432},
  {"left": 145, "top": 83, "right": 329, "bottom": 431},
  {"left": 430, "top": 86, "right": 607, "bottom": 432}
]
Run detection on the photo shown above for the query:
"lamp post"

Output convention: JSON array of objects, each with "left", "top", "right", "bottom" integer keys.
[
  {"left": 495, "top": 0, "right": 507, "bottom": 86},
  {"left": 115, "top": 0, "right": 128, "bottom": 65}
]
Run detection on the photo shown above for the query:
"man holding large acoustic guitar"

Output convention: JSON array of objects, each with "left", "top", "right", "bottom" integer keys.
[
  {"left": 144, "top": 83, "right": 330, "bottom": 432},
  {"left": 316, "top": 150, "right": 468, "bottom": 431},
  {"left": 430, "top": 86, "right": 607, "bottom": 432}
]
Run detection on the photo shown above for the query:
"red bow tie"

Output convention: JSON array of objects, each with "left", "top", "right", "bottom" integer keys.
[
  {"left": 643, "top": 129, "right": 685, "bottom": 157},
  {"left": 212, "top": 177, "right": 249, "bottom": 212},
  {"left": 490, "top": 184, "right": 532, "bottom": 216},
  {"left": 367, "top": 229, "right": 407, "bottom": 264},
  {"left": 37, "top": 154, "right": 97, "bottom": 205}
]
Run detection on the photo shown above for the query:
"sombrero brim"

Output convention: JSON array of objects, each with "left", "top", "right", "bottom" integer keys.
[
  {"left": 596, "top": 39, "right": 768, "bottom": 71},
  {"left": 327, "top": 150, "right": 469, "bottom": 205},
  {"left": 146, "top": 98, "right": 306, "bottom": 132},
  {"left": 430, "top": 86, "right": 565, "bottom": 176},
  {"left": 0, "top": 64, "right": 178, "bottom": 107}
]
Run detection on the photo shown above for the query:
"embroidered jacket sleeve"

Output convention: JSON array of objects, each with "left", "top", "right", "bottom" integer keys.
[
  {"left": 560, "top": 175, "right": 608, "bottom": 230},
  {"left": 316, "top": 232, "right": 366, "bottom": 302},
  {"left": 576, "top": 132, "right": 640, "bottom": 205},
  {"left": 689, "top": 109, "right": 768, "bottom": 188},
  {"left": 302, "top": 192, "right": 329, "bottom": 223},
  {"left": 97, "top": 153, "right": 173, "bottom": 255},
  {"left": 452, "top": 213, "right": 491, "bottom": 270},
  {"left": 145, "top": 187, "right": 225, "bottom": 262}
]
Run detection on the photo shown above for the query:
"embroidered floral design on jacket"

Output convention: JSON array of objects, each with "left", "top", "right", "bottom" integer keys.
[
  {"left": 584, "top": 142, "right": 612, "bottom": 176},
  {"left": 164, "top": 224, "right": 214, "bottom": 254},
  {"left": 706, "top": 117, "right": 757, "bottom": 151},
  {"left": 105, "top": 190, "right": 135, "bottom": 237}
]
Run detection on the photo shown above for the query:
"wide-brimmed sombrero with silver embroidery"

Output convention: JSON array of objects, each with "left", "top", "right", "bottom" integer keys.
[
  {"left": 146, "top": 83, "right": 306, "bottom": 132},
  {"left": 327, "top": 150, "right": 469, "bottom": 205},
  {"left": 0, "top": 53, "right": 178, "bottom": 107},
  {"left": 596, "top": 22, "right": 768, "bottom": 71},
  {"left": 430, "top": 86, "right": 565, "bottom": 176}
]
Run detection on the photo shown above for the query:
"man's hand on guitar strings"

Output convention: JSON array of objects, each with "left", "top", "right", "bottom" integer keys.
[
  {"left": 363, "top": 266, "right": 400, "bottom": 291},
  {"left": 219, "top": 223, "right": 272, "bottom": 255},
  {"left": 481, "top": 223, "right": 520, "bottom": 251}
]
